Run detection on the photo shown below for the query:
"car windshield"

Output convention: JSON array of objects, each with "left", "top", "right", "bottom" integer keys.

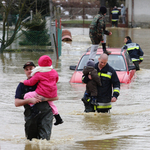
[{"left": 77, "top": 54, "right": 126, "bottom": 71}]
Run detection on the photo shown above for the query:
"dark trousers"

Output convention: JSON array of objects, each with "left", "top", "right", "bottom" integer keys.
[
  {"left": 112, "top": 21, "right": 118, "bottom": 27},
  {"left": 83, "top": 101, "right": 110, "bottom": 113},
  {"left": 24, "top": 102, "right": 53, "bottom": 140},
  {"left": 133, "top": 61, "right": 140, "bottom": 70}
]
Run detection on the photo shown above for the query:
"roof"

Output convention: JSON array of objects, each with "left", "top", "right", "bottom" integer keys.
[{"left": 86, "top": 47, "right": 123, "bottom": 55}]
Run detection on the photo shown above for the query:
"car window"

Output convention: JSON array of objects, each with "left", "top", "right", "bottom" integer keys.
[
  {"left": 77, "top": 55, "right": 99, "bottom": 70},
  {"left": 77, "top": 54, "right": 126, "bottom": 71}
]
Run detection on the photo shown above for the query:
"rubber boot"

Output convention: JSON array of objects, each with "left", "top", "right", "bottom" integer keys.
[
  {"left": 102, "top": 43, "right": 111, "bottom": 55},
  {"left": 54, "top": 114, "right": 64, "bottom": 125}
]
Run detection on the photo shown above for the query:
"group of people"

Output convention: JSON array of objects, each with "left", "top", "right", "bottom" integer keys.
[
  {"left": 111, "top": 4, "right": 126, "bottom": 27},
  {"left": 82, "top": 5, "right": 144, "bottom": 113},
  {"left": 14, "top": 5, "right": 144, "bottom": 141}
]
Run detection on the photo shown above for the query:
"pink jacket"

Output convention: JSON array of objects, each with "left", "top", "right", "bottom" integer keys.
[{"left": 24, "top": 69, "right": 58, "bottom": 98}]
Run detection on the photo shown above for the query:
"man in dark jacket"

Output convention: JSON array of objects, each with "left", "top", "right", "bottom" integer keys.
[
  {"left": 82, "top": 54, "right": 120, "bottom": 113},
  {"left": 82, "top": 60, "right": 102, "bottom": 105},
  {"left": 111, "top": 6, "right": 120, "bottom": 27},
  {"left": 122, "top": 36, "right": 144, "bottom": 70},
  {"left": 89, "top": 6, "right": 112, "bottom": 59}
]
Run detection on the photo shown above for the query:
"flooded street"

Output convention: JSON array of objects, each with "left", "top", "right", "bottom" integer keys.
[{"left": 0, "top": 27, "right": 150, "bottom": 150}]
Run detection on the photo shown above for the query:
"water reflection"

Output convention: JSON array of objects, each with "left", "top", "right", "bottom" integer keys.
[{"left": 0, "top": 27, "right": 150, "bottom": 150}]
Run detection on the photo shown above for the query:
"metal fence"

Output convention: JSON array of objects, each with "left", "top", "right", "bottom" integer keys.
[{"left": 61, "top": 7, "right": 111, "bottom": 23}]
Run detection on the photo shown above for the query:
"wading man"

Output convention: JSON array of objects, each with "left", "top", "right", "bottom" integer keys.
[
  {"left": 15, "top": 62, "right": 58, "bottom": 140},
  {"left": 82, "top": 54, "right": 120, "bottom": 113}
]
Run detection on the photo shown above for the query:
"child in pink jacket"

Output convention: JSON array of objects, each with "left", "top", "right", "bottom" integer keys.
[{"left": 22, "top": 55, "right": 63, "bottom": 125}]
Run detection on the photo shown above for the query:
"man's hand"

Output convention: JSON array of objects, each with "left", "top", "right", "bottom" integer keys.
[
  {"left": 35, "top": 94, "right": 59, "bottom": 101},
  {"left": 29, "top": 98, "right": 41, "bottom": 104},
  {"left": 111, "top": 97, "right": 117, "bottom": 102},
  {"left": 109, "top": 32, "right": 112, "bottom": 35},
  {"left": 35, "top": 95, "right": 45, "bottom": 101},
  {"left": 88, "top": 74, "right": 92, "bottom": 80},
  {"left": 20, "top": 80, "right": 24, "bottom": 83}
]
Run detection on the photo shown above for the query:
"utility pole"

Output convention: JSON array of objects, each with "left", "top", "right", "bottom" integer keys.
[
  {"left": 49, "top": 0, "right": 53, "bottom": 37},
  {"left": 49, "top": 0, "right": 55, "bottom": 50},
  {"left": 49, "top": 0, "right": 53, "bottom": 34},
  {"left": 83, "top": 0, "right": 85, "bottom": 28},
  {"left": 36, "top": 0, "right": 37, "bottom": 14},
  {"left": 131, "top": 0, "right": 134, "bottom": 27}
]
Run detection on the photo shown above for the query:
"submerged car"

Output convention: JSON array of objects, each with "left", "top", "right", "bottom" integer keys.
[{"left": 70, "top": 47, "right": 136, "bottom": 84}]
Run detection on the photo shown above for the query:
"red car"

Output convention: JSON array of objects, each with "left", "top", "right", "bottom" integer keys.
[{"left": 70, "top": 47, "right": 136, "bottom": 84}]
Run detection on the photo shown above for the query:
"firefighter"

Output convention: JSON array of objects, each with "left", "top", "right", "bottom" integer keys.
[
  {"left": 123, "top": 36, "right": 144, "bottom": 70},
  {"left": 82, "top": 53, "right": 120, "bottom": 113},
  {"left": 111, "top": 6, "right": 120, "bottom": 27}
]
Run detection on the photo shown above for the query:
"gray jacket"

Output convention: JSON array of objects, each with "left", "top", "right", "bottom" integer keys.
[{"left": 121, "top": 6, "right": 126, "bottom": 15}]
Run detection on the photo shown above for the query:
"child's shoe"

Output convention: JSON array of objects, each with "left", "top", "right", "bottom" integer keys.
[{"left": 54, "top": 114, "right": 64, "bottom": 125}]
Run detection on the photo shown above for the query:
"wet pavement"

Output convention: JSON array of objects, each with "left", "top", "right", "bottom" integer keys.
[{"left": 0, "top": 27, "right": 150, "bottom": 150}]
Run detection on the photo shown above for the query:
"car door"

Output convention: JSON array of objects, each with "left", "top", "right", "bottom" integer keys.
[{"left": 124, "top": 51, "right": 136, "bottom": 80}]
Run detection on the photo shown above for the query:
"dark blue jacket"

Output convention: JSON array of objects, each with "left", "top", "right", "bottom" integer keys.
[
  {"left": 123, "top": 39, "right": 144, "bottom": 62},
  {"left": 82, "top": 63, "right": 120, "bottom": 106},
  {"left": 111, "top": 8, "right": 120, "bottom": 21}
]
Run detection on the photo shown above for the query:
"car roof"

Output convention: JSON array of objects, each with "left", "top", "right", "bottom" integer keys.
[{"left": 86, "top": 47, "right": 124, "bottom": 55}]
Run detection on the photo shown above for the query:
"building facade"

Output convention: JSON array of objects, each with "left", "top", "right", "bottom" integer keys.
[{"left": 126, "top": 0, "right": 150, "bottom": 28}]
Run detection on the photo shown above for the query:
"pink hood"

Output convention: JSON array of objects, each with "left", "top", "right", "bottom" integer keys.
[{"left": 38, "top": 55, "right": 52, "bottom": 67}]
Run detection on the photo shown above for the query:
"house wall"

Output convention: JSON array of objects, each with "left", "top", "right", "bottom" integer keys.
[{"left": 126, "top": 0, "right": 150, "bottom": 28}]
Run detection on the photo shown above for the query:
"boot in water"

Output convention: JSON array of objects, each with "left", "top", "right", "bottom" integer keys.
[{"left": 54, "top": 114, "right": 64, "bottom": 125}]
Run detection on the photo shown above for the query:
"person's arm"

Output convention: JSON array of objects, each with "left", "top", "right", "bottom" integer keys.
[
  {"left": 34, "top": 95, "right": 59, "bottom": 102},
  {"left": 82, "top": 74, "right": 90, "bottom": 84},
  {"left": 15, "top": 82, "right": 41, "bottom": 107},
  {"left": 138, "top": 45, "right": 144, "bottom": 62},
  {"left": 15, "top": 96, "right": 58, "bottom": 107},
  {"left": 104, "top": 30, "right": 112, "bottom": 35},
  {"left": 111, "top": 70, "right": 120, "bottom": 102},
  {"left": 15, "top": 97, "right": 41, "bottom": 107},
  {"left": 23, "top": 74, "right": 39, "bottom": 86}
]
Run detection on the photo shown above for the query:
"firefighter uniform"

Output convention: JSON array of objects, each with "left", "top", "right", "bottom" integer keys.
[
  {"left": 123, "top": 39, "right": 144, "bottom": 70},
  {"left": 82, "top": 62, "right": 120, "bottom": 113},
  {"left": 111, "top": 7, "right": 120, "bottom": 27}
]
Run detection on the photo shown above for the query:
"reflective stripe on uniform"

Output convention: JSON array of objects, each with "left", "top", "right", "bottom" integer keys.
[
  {"left": 126, "top": 43, "right": 139, "bottom": 51},
  {"left": 98, "top": 72, "right": 111, "bottom": 79},
  {"left": 96, "top": 102, "right": 112, "bottom": 109},
  {"left": 94, "top": 103, "right": 112, "bottom": 110},
  {"left": 131, "top": 58, "right": 140, "bottom": 62},
  {"left": 139, "top": 56, "right": 143, "bottom": 60},
  {"left": 112, "top": 19, "right": 118, "bottom": 21},
  {"left": 82, "top": 76, "right": 85, "bottom": 82},
  {"left": 97, "top": 105, "right": 112, "bottom": 109},
  {"left": 127, "top": 46, "right": 139, "bottom": 50},
  {"left": 113, "top": 87, "right": 120, "bottom": 93},
  {"left": 111, "top": 10, "right": 119, "bottom": 14},
  {"left": 87, "top": 98, "right": 90, "bottom": 102}
]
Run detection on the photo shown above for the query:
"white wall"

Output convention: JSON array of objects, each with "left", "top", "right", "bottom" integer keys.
[{"left": 126, "top": 0, "right": 150, "bottom": 27}]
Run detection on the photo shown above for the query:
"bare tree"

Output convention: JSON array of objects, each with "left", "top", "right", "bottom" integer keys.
[{"left": 0, "top": 0, "right": 36, "bottom": 53}]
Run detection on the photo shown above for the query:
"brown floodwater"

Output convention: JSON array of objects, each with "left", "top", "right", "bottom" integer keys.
[{"left": 0, "top": 27, "right": 150, "bottom": 150}]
